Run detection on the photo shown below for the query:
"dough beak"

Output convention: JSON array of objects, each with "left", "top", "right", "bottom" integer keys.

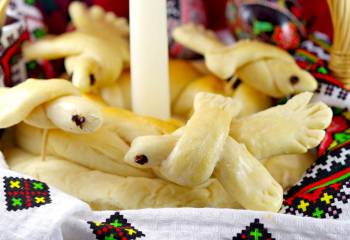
[{"left": 292, "top": 70, "right": 318, "bottom": 94}]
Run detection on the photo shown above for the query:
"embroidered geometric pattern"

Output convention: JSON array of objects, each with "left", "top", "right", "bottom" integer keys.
[
  {"left": 281, "top": 143, "right": 350, "bottom": 219},
  {"left": 0, "top": 26, "right": 30, "bottom": 87},
  {"left": 294, "top": 33, "right": 350, "bottom": 112},
  {"left": 232, "top": 219, "right": 275, "bottom": 240},
  {"left": 318, "top": 108, "right": 350, "bottom": 156},
  {"left": 3, "top": 177, "right": 51, "bottom": 211},
  {"left": 325, "top": 84, "right": 335, "bottom": 96},
  {"left": 88, "top": 212, "right": 145, "bottom": 240},
  {"left": 16, "top": 0, "right": 54, "bottom": 81},
  {"left": 312, "top": 82, "right": 350, "bottom": 111},
  {"left": 338, "top": 89, "right": 348, "bottom": 100}
]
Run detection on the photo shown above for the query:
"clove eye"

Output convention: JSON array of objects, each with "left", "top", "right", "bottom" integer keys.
[
  {"left": 226, "top": 76, "right": 234, "bottom": 81},
  {"left": 89, "top": 74, "right": 96, "bottom": 86},
  {"left": 232, "top": 79, "right": 242, "bottom": 89},
  {"left": 71, "top": 115, "right": 86, "bottom": 129},
  {"left": 135, "top": 155, "right": 148, "bottom": 165},
  {"left": 289, "top": 75, "right": 299, "bottom": 85}
]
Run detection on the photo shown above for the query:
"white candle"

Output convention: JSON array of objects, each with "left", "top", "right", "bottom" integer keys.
[{"left": 130, "top": 0, "right": 170, "bottom": 119}]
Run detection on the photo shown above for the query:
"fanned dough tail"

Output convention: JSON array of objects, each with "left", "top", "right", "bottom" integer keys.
[
  {"left": 215, "top": 137, "right": 283, "bottom": 212},
  {"left": 230, "top": 92, "right": 332, "bottom": 159},
  {"left": 262, "top": 152, "right": 315, "bottom": 190},
  {"left": 172, "top": 23, "right": 225, "bottom": 55}
]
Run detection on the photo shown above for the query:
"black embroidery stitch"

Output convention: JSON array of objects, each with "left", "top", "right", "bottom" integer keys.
[
  {"left": 232, "top": 219, "right": 275, "bottom": 240},
  {"left": 4, "top": 177, "right": 51, "bottom": 211},
  {"left": 88, "top": 212, "right": 145, "bottom": 240}
]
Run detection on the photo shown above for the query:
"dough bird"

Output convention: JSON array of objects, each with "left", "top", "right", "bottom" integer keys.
[
  {"left": 23, "top": 2, "right": 129, "bottom": 92},
  {"left": 173, "top": 24, "right": 318, "bottom": 98},
  {"left": 124, "top": 92, "right": 332, "bottom": 212}
]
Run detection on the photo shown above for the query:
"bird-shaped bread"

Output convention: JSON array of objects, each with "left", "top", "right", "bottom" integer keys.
[
  {"left": 124, "top": 92, "right": 332, "bottom": 211},
  {"left": 6, "top": 147, "right": 239, "bottom": 210},
  {"left": 23, "top": 2, "right": 129, "bottom": 92},
  {"left": 0, "top": 79, "right": 102, "bottom": 134},
  {"left": 173, "top": 24, "right": 318, "bottom": 98}
]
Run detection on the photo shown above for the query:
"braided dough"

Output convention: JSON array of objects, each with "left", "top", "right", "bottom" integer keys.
[{"left": 160, "top": 93, "right": 241, "bottom": 187}]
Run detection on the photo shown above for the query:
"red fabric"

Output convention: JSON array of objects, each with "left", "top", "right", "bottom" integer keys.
[
  {"left": 205, "top": 0, "right": 228, "bottom": 30},
  {"left": 94, "top": 0, "right": 129, "bottom": 18},
  {"left": 39, "top": 0, "right": 333, "bottom": 40},
  {"left": 298, "top": 0, "right": 333, "bottom": 38}
]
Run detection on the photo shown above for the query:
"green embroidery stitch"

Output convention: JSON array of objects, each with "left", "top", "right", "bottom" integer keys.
[
  {"left": 33, "top": 182, "right": 44, "bottom": 190},
  {"left": 110, "top": 220, "right": 122, "bottom": 227},
  {"left": 88, "top": 212, "right": 145, "bottom": 239},
  {"left": 11, "top": 197, "right": 22, "bottom": 207},
  {"left": 105, "top": 234, "right": 116, "bottom": 240},
  {"left": 4, "top": 177, "right": 51, "bottom": 211},
  {"left": 334, "top": 133, "right": 350, "bottom": 144},
  {"left": 318, "top": 66, "right": 328, "bottom": 74},
  {"left": 312, "top": 208, "right": 324, "bottom": 218},
  {"left": 250, "top": 228, "right": 263, "bottom": 240}
]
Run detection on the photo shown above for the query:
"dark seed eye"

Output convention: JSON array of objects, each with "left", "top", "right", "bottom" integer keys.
[
  {"left": 135, "top": 155, "right": 148, "bottom": 165},
  {"left": 226, "top": 76, "right": 234, "bottom": 81},
  {"left": 89, "top": 74, "right": 96, "bottom": 86},
  {"left": 232, "top": 79, "right": 242, "bottom": 89},
  {"left": 71, "top": 115, "right": 86, "bottom": 129},
  {"left": 289, "top": 75, "right": 299, "bottom": 85}
]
